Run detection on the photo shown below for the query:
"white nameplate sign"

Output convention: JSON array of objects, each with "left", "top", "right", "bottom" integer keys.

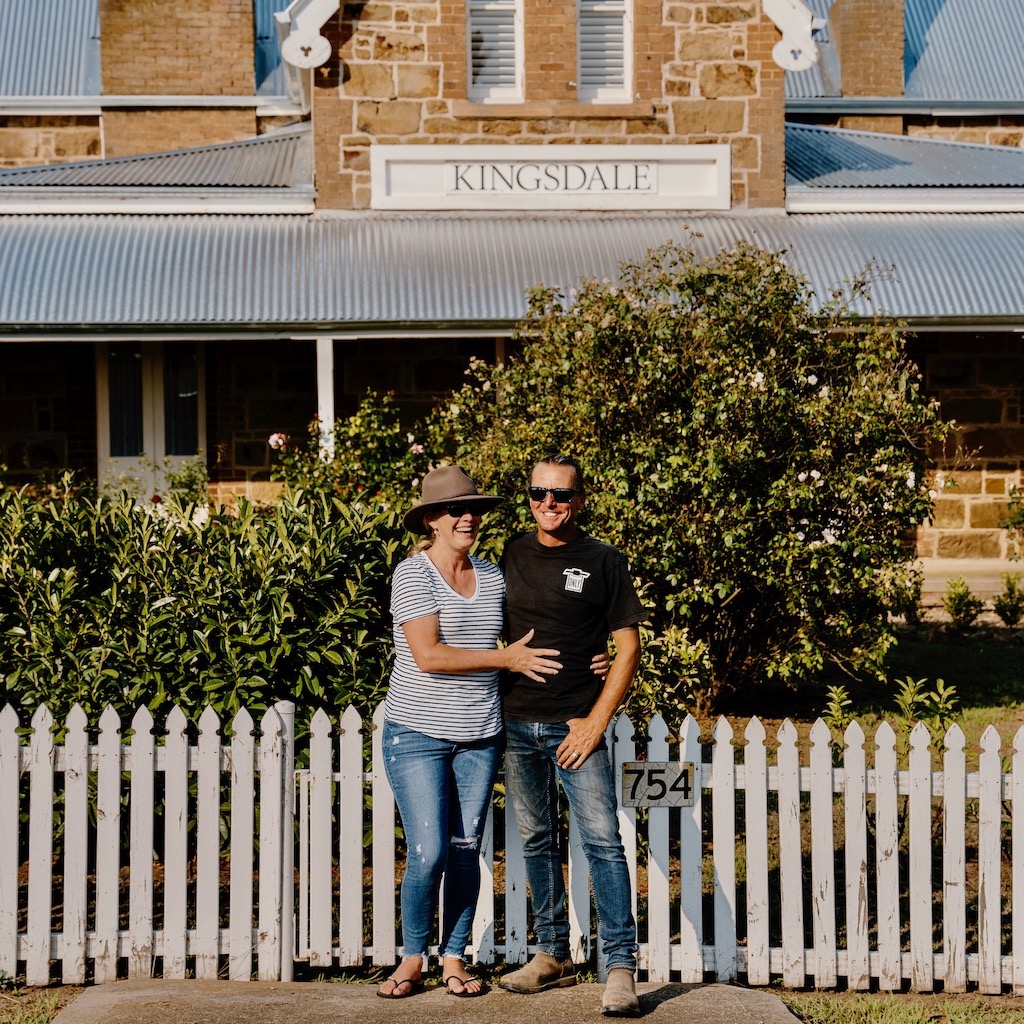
[{"left": 370, "top": 144, "right": 731, "bottom": 211}]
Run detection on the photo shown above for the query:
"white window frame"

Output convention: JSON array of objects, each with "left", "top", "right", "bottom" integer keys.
[
  {"left": 576, "top": 0, "right": 632, "bottom": 103},
  {"left": 467, "top": 0, "right": 523, "bottom": 103}
]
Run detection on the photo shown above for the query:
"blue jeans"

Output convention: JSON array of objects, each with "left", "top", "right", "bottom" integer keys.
[
  {"left": 382, "top": 719, "right": 503, "bottom": 962},
  {"left": 503, "top": 719, "right": 638, "bottom": 972}
]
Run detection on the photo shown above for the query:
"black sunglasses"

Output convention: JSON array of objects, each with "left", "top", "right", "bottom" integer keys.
[
  {"left": 527, "top": 486, "right": 582, "bottom": 503},
  {"left": 443, "top": 503, "right": 478, "bottom": 518}
]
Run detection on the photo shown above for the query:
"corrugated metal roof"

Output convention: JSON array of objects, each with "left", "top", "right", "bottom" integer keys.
[
  {"left": 787, "top": 123, "right": 1024, "bottom": 188},
  {"left": 787, "top": 0, "right": 1024, "bottom": 104},
  {"left": 0, "top": 211, "right": 1022, "bottom": 330},
  {"left": 784, "top": 0, "right": 839, "bottom": 100},
  {"left": 905, "top": 0, "right": 1024, "bottom": 101},
  {"left": 0, "top": 126, "right": 311, "bottom": 189},
  {"left": 0, "top": 0, "right": 100, "bottom": 96}
]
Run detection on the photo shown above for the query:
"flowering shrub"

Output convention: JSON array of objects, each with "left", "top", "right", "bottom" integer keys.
[
  {"left": 268, "top": 391, "right": 432, "bottom": 510},
  {"left": 431, "top": 241, "right": 949, "bottom": 712}
]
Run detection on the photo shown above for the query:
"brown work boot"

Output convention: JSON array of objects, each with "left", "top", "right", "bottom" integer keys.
[
  {"left": 601, "top": 968, "right": 640, "bottom": 1017},
  {"left": 498, "top": 953, "right": 576, "bottom": 993}
]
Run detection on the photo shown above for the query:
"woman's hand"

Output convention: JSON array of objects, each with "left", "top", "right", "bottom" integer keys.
[
  {"left": 590, "top": 648, "right": 611, "bottom": 679},
  {"left": 502, "top": 628, "right": 562, "bottom": 682}
]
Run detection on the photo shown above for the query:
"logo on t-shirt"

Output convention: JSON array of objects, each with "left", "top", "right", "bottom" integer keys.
[{"left": 562, "top": 567, "right": 591, "bottom": 593}]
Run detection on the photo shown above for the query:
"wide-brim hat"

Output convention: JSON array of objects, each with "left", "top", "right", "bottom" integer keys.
[{"left": 402, "top": 465, "right": 504, "bottom": 534}]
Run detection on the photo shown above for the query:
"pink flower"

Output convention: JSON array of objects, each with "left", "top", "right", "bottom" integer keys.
[{"left": 268, "top": 432, "right": 287, "bottom": 450}]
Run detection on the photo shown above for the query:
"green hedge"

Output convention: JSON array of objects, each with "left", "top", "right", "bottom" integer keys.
[{"left": 0, "top": 481, "right": 404, "bottom": 729}]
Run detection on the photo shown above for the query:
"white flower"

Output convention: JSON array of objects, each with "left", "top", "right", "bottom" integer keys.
[
  {"left": 906, "top": 471, "right": 916, "bottom": 489},
  {"left": 810, "top": 469, "right": 821, "bottom": 480},
  {"left": 267, "top": 432, "right": 287, "bottom": 450},
  {"left": 750, "top": 371, "right": 765, "bottom": 389},
  {"left": 806, "top": 374, "right": 818, "bottom": 385},
  {"left": 411, "top": 443, "right": 424, "bottom": 455},
  {"left": 796, "top": 531, "right": 805, "bottom": 541},
  {"left": 798, "top": 471, "right": 808, "bottom": 482},
  {"left": 819, "top": 386, "right": 829, "bottom": 398},
  {"left": 406, "top": 433, "right": 415, "bottom": 443},
  {"left": 822, "top": 528, "right": 838, "bottom": 545}
]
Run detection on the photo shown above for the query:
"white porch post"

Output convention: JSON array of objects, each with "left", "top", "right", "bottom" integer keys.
[{"left": 314, "top": 337, "right": 336, "bottom": 456}]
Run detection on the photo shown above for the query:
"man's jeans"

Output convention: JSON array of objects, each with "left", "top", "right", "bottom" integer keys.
[
  {"left": 383, "top": 719, "right": 503, "bottom": 962},
  {"left": 503, "top": 719, "right": 638, "bottom": 972}
]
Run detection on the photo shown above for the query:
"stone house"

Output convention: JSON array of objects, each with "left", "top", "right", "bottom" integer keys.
[{"left": 0, "top": 0, "right": 1023, "bottom": 564}]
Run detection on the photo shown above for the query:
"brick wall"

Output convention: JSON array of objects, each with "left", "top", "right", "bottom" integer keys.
[
  {"left": 313, "top": 0, "right": 785, "bottom": 210},
  {"left": 98, "top": 0, "right": 258, "bottom": 155},
  {"left": 830, "top": 0, "right": 904, "bottom": 98},
  {"left": 103, "top": 109, "right": 257, "bottom": 158}
]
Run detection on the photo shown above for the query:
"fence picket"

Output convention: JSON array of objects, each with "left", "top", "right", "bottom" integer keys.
[
  {"left": 843, "top": 722, "right": 869, "bottom": 990},
  {"left": 62, "top": 705, "right": 89, "bottom": 984},
  {"left": 743, "top": 718, "right": 769, "bottom": 986},
  {"left": 809, "top": 719, "right": 837, "bottom": 988},
  {"left": 908, "top": 722, "right": 934, "bottom": 991},
  {"left": 977, "top": 726, "right": 1002, "bottom": 993},
  {"left": 612, "top": 715, "right": 638, "bottom": 973},
  {"left": 1014, "top": 725, "right": 1024, "bottom": 995},
  {"left": 370, "top": 703, "right": 396, "bottom": 966},
  {"left": 503, "top": 779, "right": 528, "bottom": 965},
  {"left": 567, "top": 798, "right": 590, "bottom": 963},
  {"left": 308, "top": 709, "right": 333, "bottom": 967},
  {"left": 646, "top": 714, "right": 671, "bottom": 982},
  {"left": 128, "top": 706, "right": 155, "bottom": 980},
  {"left": 942, "top": 724, "right": 967, "bottom": 992},
  {"left": 257, "top": 706, "right": 284, "bottom": 980},
  {"left": 337, "top": 705, "right": 364, "bottom": 965},
  {"left": 777, "top": 719, "right": 804, "bottom": 987},
  {"left": 163, "top": 707, "right": 189, "bottom": 979},
  {"left": 677, "top": 714, "right": 703, "bottom": 983},
  {"left": 94, "top": 706, "right": 122, "bottom": 984},
  {"left": 229, "top": 708, "right": 256, "bottom": 981},
  {"left": 0, "top": 706, "right": 19, "bottom": 978},
  {"left": 26, "top": 705, "right": 55, "bottom": 987},
  {"left": 712, "top": 717, "right": 737, "bottom": 982},
  {"left": 874, "top": 722, "right": 901, "bottom": 990},
  {"left": 196, "top": 706, "right": 222, "bottom": 979}
]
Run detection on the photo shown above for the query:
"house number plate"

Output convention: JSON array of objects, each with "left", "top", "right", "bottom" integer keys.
[{"left": 621, "top": 762, "right": 696, "bottom": 807}]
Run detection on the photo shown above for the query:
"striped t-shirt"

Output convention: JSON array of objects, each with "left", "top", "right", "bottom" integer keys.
[{"left": 384, "top": 552, "right": 505, "bottom": 742}]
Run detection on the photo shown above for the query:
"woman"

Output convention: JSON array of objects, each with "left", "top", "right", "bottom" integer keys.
[{"left": 378, "top": 465, "right": 562, "bottom": 999}]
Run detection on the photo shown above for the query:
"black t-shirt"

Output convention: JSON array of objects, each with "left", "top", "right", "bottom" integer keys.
[{"left": 500, "top": 531, "right": 645, "bottom": 722}]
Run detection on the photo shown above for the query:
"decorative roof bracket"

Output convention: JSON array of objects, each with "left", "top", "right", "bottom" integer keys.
[
  {"left": 275, "top": 0, "right": 339, "bottom": 68},
  {"left": 762, "top": 0, "right": 826, "bottom": 71}
]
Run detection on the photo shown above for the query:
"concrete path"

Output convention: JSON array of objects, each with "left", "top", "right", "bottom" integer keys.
[{"left": 52, "top": 979, "right": 799, "bottom": 1024}]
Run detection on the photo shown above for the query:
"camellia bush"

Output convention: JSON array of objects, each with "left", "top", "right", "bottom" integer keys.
[
  {"left": 0, "top": 477, "right": 405, "bottom": 729},
  {"left": 428, "top": 241, "right": 949, "bottom": 714}
]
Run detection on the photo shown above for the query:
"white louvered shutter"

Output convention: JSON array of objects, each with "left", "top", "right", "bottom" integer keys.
[
  {"left": 578, "top": 0, "right": 631, "bottom": 102},
  {"left": 469, "top": 0, "right": 522, "bottom": 101}
]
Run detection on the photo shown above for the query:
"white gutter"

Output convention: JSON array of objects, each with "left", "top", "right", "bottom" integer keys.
[
  {"left": 786, "top": 187, "right": 1024, "bottom": 213},
  {"left": 0, "top": 189, "right": 315, "bottom": 215},
  {"left": 0, "top": 95, "right": 304, "bottom": 115}
]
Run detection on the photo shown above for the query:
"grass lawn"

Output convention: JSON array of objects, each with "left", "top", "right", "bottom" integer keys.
[{"left": 782, "top": 990, "right": 1024, "bottom": 1024}]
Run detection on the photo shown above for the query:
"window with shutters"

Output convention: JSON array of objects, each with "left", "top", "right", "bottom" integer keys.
[
  {"left": 468, "top": 0, "right": 523, "bottom": 102},
  {"left": 577, "top": 0, "right": 631, "bottom": 102}
]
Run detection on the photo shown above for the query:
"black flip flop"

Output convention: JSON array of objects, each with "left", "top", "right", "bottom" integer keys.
[
  {"left": 444, "top": 974, "right": 487, "bottom": 997},
  {"left": 377, "top": 976, "right": 423, "bottom": 999}
]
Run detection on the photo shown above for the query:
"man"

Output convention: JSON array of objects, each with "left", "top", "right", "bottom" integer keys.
[{"left": 498, "top": 454, "right": 644, "bottom": 1018}]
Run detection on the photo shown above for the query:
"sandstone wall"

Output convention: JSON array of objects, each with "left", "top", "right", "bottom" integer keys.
[
  {"left": 313, "top": 0, "right": 785, "bottom": 209},
  {"left": 914, "top": 334, "right": 1024, "bottom": 559},
  {"left": 0, "top": 116, "right": 102, "bottom": 168}
]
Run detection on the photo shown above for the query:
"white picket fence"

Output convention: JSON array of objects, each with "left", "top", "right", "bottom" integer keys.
[{"left": 2, "top": 700, "right": 1023, "bottom": 993}]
